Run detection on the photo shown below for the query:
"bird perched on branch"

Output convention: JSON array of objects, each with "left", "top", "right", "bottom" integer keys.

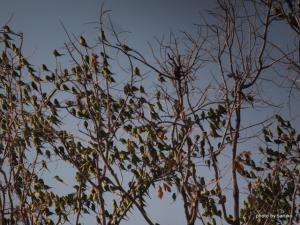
[
  {"left": 41, "top": 64, "right": 50, "bottom": 72},
  {"left": 122, "top": 44, "right": 130, "bottom": 52},
  {"left": 53, "top": 49, "right": 64, "bottom": 57},
  {"left": 3, "top": 25, "right": 11, "bottom": 32},
  {"left": 134, "top": 67, "right": 140, "bottom": 76},
  {"left": 100, "top": 30, "right": 106, "bottom": 42},
  {"left": 79, "top": 36, "right": 90, "bottom": 48}
]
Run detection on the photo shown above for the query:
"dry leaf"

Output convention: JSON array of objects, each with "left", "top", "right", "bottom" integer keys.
[
  {"left": 191, "top": 191, "right": 198, "bottom": 199},
  {"left": 240, "top": 151, "right": 251, "bottom": 160},
  {"left": 25, "top": 138, "right": 31, "bottom": 147},
  {"left": 182, "top": 183, "right": 188, "bottom": 191},
  {"left": 244, "top": 154, "right": 251, "bottom": 160},
  {"left": 248, "top": 195, "right": 257, "bottom": 207},
  {"left": 208, "top": 178, "right": 215, "bottom": 183},
  {"left": 234, "top": 161, "right": 245, "bottom": 174},
  {"left": 158, "top": 132, "right": 167, "bottom": 141},
  {"left": 166, "top": 180, "right": 172, "bottom": 187},
  {"left": 32, "top": 213, "right": 37, "bottom": 224},
  {"left": 280, "top": 134, "right": 290, "bottom": 141},
  {"left": 167, "top": 186, "right": 171, "bottom": 192},
  {"left": 202, "top": 187, "right": 208, "bottom": 194},
  {"left": 227, "top": 73, "right": 236, "bottom": 78},
  {"left": 164, "top": 159, "right": 176, "bottom": 168},
  {"left": 40, "top": 101, "right": 46, "bottom": 108},
  {"left": 127, "top": 141, "right": 134, "bottom": 151},
  {"left": 218, "top": 195, "right": 226, "bottom": 204},
  {"left": 286, "top": 160, "right": 292, "bottom": 165},
  {"left": 163, "top": 183, "right": 171, "bottom": 192},
  {"left": 34, "top": 192, "right": 40, "bottom": 197},
  {"left": 92, "top": 53, "right": 98, "bottom": 63},
  {"left": 240, "top": 151, "right": 251, "bottom": 157},
  {"left": 162, "top": 183, "right": 167, "bottom": 192},
  {"left": 237, "top": 160, "right": 245, "bottom": 165},
  {"left": 267, "top": 129, "right": 273, "bottom": 138},
  {"left": 157, "top": 185, "right": 163, "bottom": 199}
]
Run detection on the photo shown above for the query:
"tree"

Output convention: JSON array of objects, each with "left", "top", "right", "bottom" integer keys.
[{"left": 0, "top": 1, "right": 299, "bottom": 225}]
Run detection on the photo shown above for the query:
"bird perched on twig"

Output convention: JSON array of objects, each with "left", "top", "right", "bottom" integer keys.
[
  {"left": 53, "top": 49, "right": 64, "bottom": 57},
  {"left": 79, "top": 36, "right": 90, "bottom": 48}
]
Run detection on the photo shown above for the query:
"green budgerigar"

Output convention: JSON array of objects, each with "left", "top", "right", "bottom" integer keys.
[
  {"left": 53, "top": 49, "right": 64, "bottom": 57},
  {"left": 134, "top": 67, "right": 140, "bottom": 76},
  {"left": 79, "top": 36, "right": 89, "bottom": 48},
  {"left": 3, "top": 25, "right": 11, "bottom": 32},
  {"left": 41, "top": 64, "right": 50, "bottom": 72},
  {"left": 54, "top": 175, "right": 68, "bottom": 185},
  {"left": 100, "top": 30, "right": 106, "bottom": 41}
]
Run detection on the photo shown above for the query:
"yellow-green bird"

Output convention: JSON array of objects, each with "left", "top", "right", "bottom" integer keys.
[
  {"left": 3, "top": 33, "right": 13, "bottom": 40},
  {"left": 45, "top": 150, "right": 51, "bottom": 159},
  {"left": 44, "top": 75, "right": 52, "bottom": 82},
  {"left": 3, "top": 25, "right": 11, "bottom": 32},
  {"left": 134, "top": 67, "right": 140, "bottom": 76},
  {"left": 53, "top": 49, "right": 63, "bottom": 57},
  {"left": 112, "top": 199, "right": 117, "bottom": 208},
  {"left": 139, "top": 85, "right": 145, "bottom": 94},
  {"left": 79, "top": 36, "right": 89, "bottom": 48},
  {"left": 29, "top": 73, "right": 43, "bottom": 82},
  {"left": 27, "top": 66, "right": 36, "bottom": 73},
  {"left": 83, "top": 55, "right": 90, "bottom": 63},
  {"left": 54, "top": 99, "right": 60, "bottom": 107},
  {"left": 100, "top": 52, "right": 110, "bottom": 59},
  {"left": 41, "top": 64, "right": 50, "bottom": 72},
  {"left": 122, "top": 44, "right": 130, "bottom": 52},
  {"left": 83, "top": 120, "right": 88, "bottom": 129},
  {"left": 62, "top": 84, "right": 70, "bottom": 91},
  {"left": 69, "top": 108, "right": 76, "bottom": 116},
  {"left": 41, "top": 160, "right": 50, "bottom": 171},
  {"left": 54, "top": 175, "right": 68, "bottom": 185},
  {"left": 10, "top": 43, "right": 16, "bottom": 51},
  {"left": 71, "top": 86, "right": 78, "bottom": 94},
  {"left": 3, "top": 40, "right": 10, "bottom": 48},
  {"left": 100, "top": 30, "right": 106, "bottom": 41}
]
